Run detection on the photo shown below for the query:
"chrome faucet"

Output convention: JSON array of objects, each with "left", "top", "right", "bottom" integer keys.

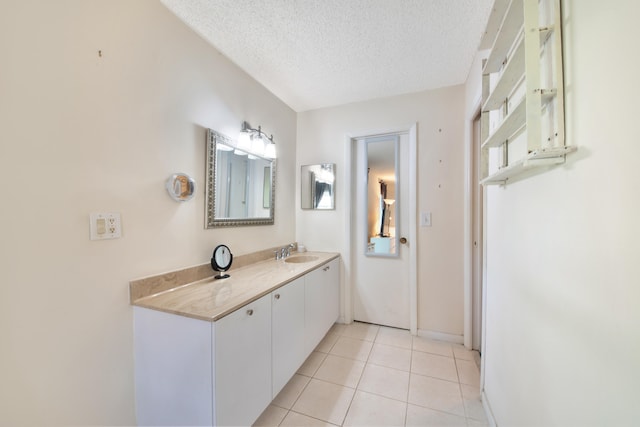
[{"left": 274, "top": 243, "right": 296, "bottom": 260}]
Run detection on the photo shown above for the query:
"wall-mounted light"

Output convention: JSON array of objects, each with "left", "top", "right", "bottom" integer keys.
[{"left": 239, "top": 121, "right": 277, "bottom": 159}]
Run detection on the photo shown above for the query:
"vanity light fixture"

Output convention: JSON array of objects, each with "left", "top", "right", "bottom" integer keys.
[{"left": 240, "top": 121, "right": 277, "bottom": 159}]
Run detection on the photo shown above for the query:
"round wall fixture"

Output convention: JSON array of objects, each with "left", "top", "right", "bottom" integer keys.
[
  {"left": 166, "top": 173, "right": 196, "bottom": 202},
  {"left": 211, "top": 244, "right": 233, "bottom": 279}
]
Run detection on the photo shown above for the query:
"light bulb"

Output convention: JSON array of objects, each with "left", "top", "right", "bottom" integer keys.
[
  {"left": 237, "top": 131, "right": 252, "bottom": 152},
  {"left": 251, "top": 135, "right": 265, "bottom": 156},
  {"left": 264, "top": 141, "right": 276, "bottom": 159}
]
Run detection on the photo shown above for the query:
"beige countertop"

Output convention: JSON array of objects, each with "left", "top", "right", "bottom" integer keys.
[{"left": 132, "top": 251, "right": 340, "bottom": 322}]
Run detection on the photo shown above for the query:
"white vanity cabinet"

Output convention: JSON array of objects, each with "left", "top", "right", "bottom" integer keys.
[
  {"left": 133, "top": 293, "right": 272, "bottom": 427},
  {"left": 271, "top": 277, "right": 306, "bottom": 397},
  {"left": 214, "top": 294, "right": 271, "bottom": 427},
  {"left": 133, "top": 257, "right": 340, "bottom": 427},
  {"left": 305, "top": 258, "right": 340, "bottom": 354}
]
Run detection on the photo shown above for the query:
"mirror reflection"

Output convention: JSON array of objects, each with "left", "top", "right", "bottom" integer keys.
[
  {"left": 365, "top": 136, "right": 398, "bottom": 256},
  {"left": 206, "top": 129, "right": 275, "bottom": 227},
  {"left": 301, "top": 163, "right": 336, "bottom": 210}
]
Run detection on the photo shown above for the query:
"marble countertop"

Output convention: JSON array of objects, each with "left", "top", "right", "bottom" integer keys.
[{"left": 132, "top": 251, "right": 339, "bottom": 322}]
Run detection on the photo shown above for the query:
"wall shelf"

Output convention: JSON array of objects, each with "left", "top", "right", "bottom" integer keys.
[
  {"left": 483, "top": 38, "right": 525, "bottom": 111},
  {"left": 483, "top": 0, "right": 524, "bottom": 74},
  {"left": 482, "top": 90, "right": 555, "bottom": 149},
  {"left": 480, "top": 146, "right": 577, "bottom": 185},
  {"left": 480, "top": 0, "right": 574, "bottom": 186}
]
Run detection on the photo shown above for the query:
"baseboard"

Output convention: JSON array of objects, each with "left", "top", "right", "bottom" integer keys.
[
  {"left": 481, "top": 390, "right": 497, "bottom": 427},
  {"left": 416, "top": 329, "right": 464, "bottom": 344}
]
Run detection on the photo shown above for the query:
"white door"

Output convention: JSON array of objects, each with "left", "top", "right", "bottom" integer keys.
[{"left": 352, "top": 133, "right": 411, "bottom": 330}]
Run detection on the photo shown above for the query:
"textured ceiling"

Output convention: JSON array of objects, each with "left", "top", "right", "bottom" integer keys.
[{"left": 161, "top": 0, "right": 494, "bottom": 112}]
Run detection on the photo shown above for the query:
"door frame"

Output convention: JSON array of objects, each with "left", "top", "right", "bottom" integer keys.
[
  {"left": 342, "top": 123, "right": 418, "bottom": 334},
  {"left": 464, "top": 99, "right": 487, "bottom": 355}
]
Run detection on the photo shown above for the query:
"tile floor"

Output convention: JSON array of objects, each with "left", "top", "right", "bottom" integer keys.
[{"left": 253, "top": 322, "right": 488, "bottom": 427}]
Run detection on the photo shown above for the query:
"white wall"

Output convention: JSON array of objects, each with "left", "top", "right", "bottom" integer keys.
[
  {"left": 296, "top": 87, "right": 466, "bottom": 336},
  {"left": 471, "top": 1, "right": 640, "bottom": 424},
  {"left": 0, "top": 1, "right": 296, "bottom": 425}
]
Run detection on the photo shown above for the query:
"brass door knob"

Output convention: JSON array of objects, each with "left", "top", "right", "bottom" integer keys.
[{"left": 399, "top": 237, "right": 408, "bottom": 244}]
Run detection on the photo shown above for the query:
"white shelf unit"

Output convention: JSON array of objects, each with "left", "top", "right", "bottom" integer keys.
[{"left": 480, "top": 0, "right": 574, "bottom": 185}]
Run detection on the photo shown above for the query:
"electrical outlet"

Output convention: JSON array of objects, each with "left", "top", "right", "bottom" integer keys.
[{"left": 90, "top": 212, "right": 122, "bottom": 240}]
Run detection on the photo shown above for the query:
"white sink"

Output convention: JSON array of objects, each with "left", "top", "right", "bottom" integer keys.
[{"left": 284, "top": 255, "right": 319, "bottom": 264}]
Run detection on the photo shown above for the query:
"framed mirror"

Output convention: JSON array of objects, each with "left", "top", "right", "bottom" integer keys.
[
  {"left": 205, "top": 129, "right": 275, "bottom": 227},
  {"left": 365, "top": 135, "right": 399, "bottom": 257},
  {"left": 301, "top": 163, "right": 336, "bottom": 210}
]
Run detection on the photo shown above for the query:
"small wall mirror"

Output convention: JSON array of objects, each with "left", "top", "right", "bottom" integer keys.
[
  {"left": 301, "top": 163, "right": 336, "bottom": 210},
  {"left": 166, "top": 173, "right": 196, "bottom": 202},
  {"left": 365, "top": 136, "right": 399, "bottom": 257},
  {"left": 206, "top": 129, "right": 275, "bottom": 227}
]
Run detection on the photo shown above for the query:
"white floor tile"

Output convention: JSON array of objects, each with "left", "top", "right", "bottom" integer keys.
[
  {"left": 280, "top": 411, "right": 338, "bottom": 427},
  {"left": 375, "top": 326, "right": 413, "bottom": 349},
  {"left": 357, "top": 363, "right": 409, "bottom": 402},
  {"left": 460, "top": 384, "right": 488, "bottom": 422},
  {"left": 412, "top": 336, "right": 454, "bottom": 357},
  {"left": 314, "top": 354, "right": 365, "bottom": 388},
  {"left": 456, "top": 359, "right": 480, "bottom": 386},
  {"left": 405, "top": 404, "right": 467, "bottom": 427},
  {"left": 297, "top": 351, "right": 328, "bottom": 377},
  {"left": 368, "top": 343, "right": 412, "bottom": 372},
  {"left": 408, "top": 374, "right": 465, "bottom": 417},
  {"left": 452, "top": 344, "right": 475, "bottom": 361},
  {"left": 467, "top": 418, "right": 490, "bottom": 426},
  {"left": 411, "top": 351, "right": 459, "bottom": 383},
  {"left": 292, "top": 379, "right": 355, "bottom": 426},
  {"left": 274, "top": 326, "right": 485, "bottom": 427},
  {"left": 272, "top": 374, "right": 311, "bottom": 409},
  {"left": 329, "top": 323, "right": 347, "bottom": 336},
  {"left": 252, "top": 404, "right": 288, "bottom": 427},
  {"left": 329, "top": 336, "right": 373, "bottom": 362},
  {"left": 343, "top": 391, "right": 407, "bottom": 427},
  {"left": 316, "top": 332, "right": 341, "bottom": 353},
  {"left": 341, "top": 322, "right": 380, "bottom": 341}
]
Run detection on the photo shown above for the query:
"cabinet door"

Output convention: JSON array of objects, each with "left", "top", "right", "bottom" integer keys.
[
  {"left": 271, "top": 277, "right": 306, "bottom": 397},
  {"left": 214, "top": 294, "right": 271, "bottom": 427},
  {"left": 305, "top": 258, "right": 340, "bottom": 355}
]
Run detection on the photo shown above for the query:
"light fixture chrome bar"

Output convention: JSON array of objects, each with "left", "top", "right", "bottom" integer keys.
[{"left": 240, "top": 121, "right": 276, "bottom": 159}]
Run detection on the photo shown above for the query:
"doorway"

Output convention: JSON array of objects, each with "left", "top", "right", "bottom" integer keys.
[{"left": 347, "top": 126, "right": 417, "bottom": 333}]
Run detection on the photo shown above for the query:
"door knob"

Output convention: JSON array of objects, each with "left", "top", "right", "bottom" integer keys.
[{"left": 399, "top": 237, "right": 408, "bottom": 244}]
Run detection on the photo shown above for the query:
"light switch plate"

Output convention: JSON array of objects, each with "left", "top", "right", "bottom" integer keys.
[
  {"left": 420, "top": 212, "right": 432, "bottom": 227},
  {"left": 89, "top": 212, "right": 122, "bottom": 240}
]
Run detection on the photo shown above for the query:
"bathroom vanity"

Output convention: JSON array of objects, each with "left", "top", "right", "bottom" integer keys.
[{"left": 131, "top": 252, "right": 340, "bottom": 426}]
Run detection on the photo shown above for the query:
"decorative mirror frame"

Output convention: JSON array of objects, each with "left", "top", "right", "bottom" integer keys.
[{"left": 205, "top": 129, "right": 276, "bottom": 228}]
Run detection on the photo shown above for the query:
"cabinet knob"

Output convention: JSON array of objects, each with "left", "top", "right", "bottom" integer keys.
[
  {"left": 274, "top": 294, "right": 280, "bottom": 300},
  {"left": 246, "top": 309, "right": 254, "bottom": 316},
  {"left": 323, "top": 266, "right": 330, "bottom": 271}
]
